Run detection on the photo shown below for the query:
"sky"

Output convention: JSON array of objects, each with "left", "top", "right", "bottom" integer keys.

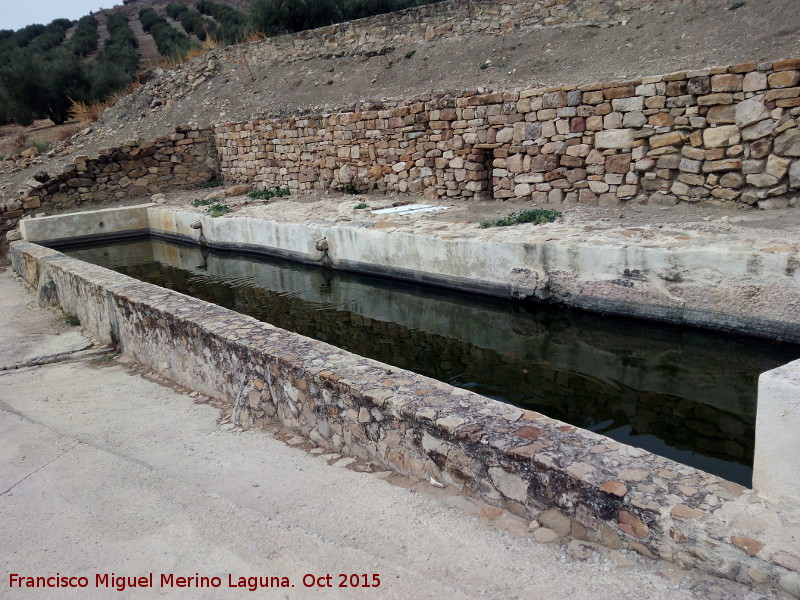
[{"left": 0, "top": 0, "right": 117, "bottom": 32}]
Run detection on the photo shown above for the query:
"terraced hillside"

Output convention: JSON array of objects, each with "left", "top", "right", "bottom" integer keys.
[{"left": 1, "top": 0, "right": 799, "bottom": 200}]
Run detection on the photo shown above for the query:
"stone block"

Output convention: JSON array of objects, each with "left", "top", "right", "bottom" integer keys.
[
  {"left": 706, "top": 105, "right": 736, "bottom": 124},
  {"left": 542, "top": 91, "right": 566, "bottom": 109},
  {"left": 769, "top": 70, "right": 800, "bottom": 89},
  {"left": 742, "top": 159, "right": 765, "bottom": 174},
  {"left": 741, "top": 119, "right": 774, "bottom": 142},
  {"left": 743, "top": 71, "right": 768, "bottom": 92},
  {"left": 605, "top": 154, "right": 632, "bottom": 174},
  {"left": 539, "top": 509, "right": 571, "bottom": 536},
  {"left": 604, "top": 86, "right": 635, "bottom": 100},
  {"left": 703, "top": 125, "right": 740, "bottom": 148},
  {"left": 679, "top": 158, "right": 702, "bottom": 173},
  {"left": 750, "top": 138, "right": 772, "bottom": 159},
  {"left": 687, "top": 77, "right": 711, "bottom": 95},
  {"left": 711, "top": 74, "right": 743, "bottom": 92},
  {"left": 656, "top": 154, "right": 680, "bottom": 169},
  {"left": 774, "top": 128, "right": 800, "bottom": 156},
  {"left": 735, "top": 95, "right": 770, "bottom": 128},
  {"left": 622, "top": 112, "right": 647, "bottom": 128},
  {"left": 703, "top": 159, "right": 741, "bottom": 172},
  {"left": 747, "top": 173, "right": 780, "bottom": 187},
  {"left": 719, "top": 172, "right": 744, "bottom": 188},
  {"left": 650, "top": 131, "right": 686, "bottom": 148},
  {"left": 766, "top": 154, "right": 791, "bottom": 179},
  {"left": 790, "top": 160, "right": 800, "bottom": 188},
  {"left": 697, "top": 93, "right": 733, "bottom": 106},
  {"left": 611, "top": 97, "right": 644, "bottom": 112},
  {"left": 530, "top": 155, "right": 558, "bottom": 172},
  {"left": 488, "top": 467, "right": 528, "bottom": 502}
]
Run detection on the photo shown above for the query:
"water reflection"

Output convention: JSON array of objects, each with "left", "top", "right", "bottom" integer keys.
[{"left": 62, "top": 236, "right": 800, "bottom": 486}]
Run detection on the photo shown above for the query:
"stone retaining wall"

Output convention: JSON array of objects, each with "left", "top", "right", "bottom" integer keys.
[
  {"left": 215, "top": 58, "right": 800, "bottom": 208},
  {"left": 0, "top": 126, "right": 217, "bottom": 243},
  {"left": 11, "top": 239, "right": 800, "bottom": 595},
  {"left": 244, "top": 0, "right": 662, "bottom": 63}
]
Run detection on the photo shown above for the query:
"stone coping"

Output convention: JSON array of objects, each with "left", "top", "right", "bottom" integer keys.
[{"left": 10, "top": 240, "right": 800, "bottom": 594}]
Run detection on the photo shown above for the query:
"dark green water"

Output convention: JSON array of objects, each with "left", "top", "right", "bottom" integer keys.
[{"left": 61, "top": 236, "right": 800, "bottom": 486}]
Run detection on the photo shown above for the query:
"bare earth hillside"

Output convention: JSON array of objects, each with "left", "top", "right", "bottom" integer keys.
[{"left": 1, "top": 0, "right": 799, "bottom": 197}]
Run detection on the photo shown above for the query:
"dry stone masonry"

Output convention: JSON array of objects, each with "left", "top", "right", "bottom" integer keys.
[
  {"left": 1, "top": 126, "right": 216, "bottom": 242},
  {"left": 215, "top": 58, "right": 800, "bottom": 209},
  {"left": 252, "top": 0, "right": 659, "bottom": 62},
  {"left": 6, "top": 58, "right": 800, "bottom": 249},
  {"left": 113, "top": 0, "right": 673, "bottom": 114}
]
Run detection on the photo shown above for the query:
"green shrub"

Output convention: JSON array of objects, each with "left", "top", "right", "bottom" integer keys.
[
  {"left": 25, "top": 141, "right": 51, "bottom": 153},
  {"left": 139, "top": 7, "right": 197, "bottom": 59},
  {"left": 197, "top": 1, "right": 247, "bottom": 43},
  {"left": 250, "top": 0, "right": 341, "bottom": 35},
  {"left": 88, "top": 14, "right": 140, "bottom": 100},
  {"left": 248, "top": 187, "right": 291, "bottom": 200},
  {"left": 198, "top": 1, "right": 248, "bottom": 26},
  {"left": 247, "top": 0, "right": 438, "bottom": 36},
  {"left": 66, "top": 16, "right": 99, "bottom": 57},
  {"left": 196, "top": 180, "right": 222, "bottom": 189},
  {"left": 0, "top": 47, "right": 90, "bottom": 124},
  {"left": 25, "top": 19, "right": 71, "bottom": 53},
  {"left": 208, "top": 203, "right": 231, "bottom": 217},
  {"left": 166, "top": 3, "right": 190, "bottom": 19},
  {"left": 480, "top": 209, "right": 562, "bottom": 228}
]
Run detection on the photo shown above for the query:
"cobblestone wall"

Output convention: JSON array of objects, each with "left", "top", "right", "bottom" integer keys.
[
  {"left": 0, "top": 125, "right": 217, "bottom": 242},
  {"left": 12, "top": 240, "right": 800, "bottom": 595},
  {"left": 215, "top": 58, "right": 800, "bottom": 209}
]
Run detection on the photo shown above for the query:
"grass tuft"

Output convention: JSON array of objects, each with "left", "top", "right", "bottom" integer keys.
[
  {"left": 196, "top": 180, "right": 222, "bottom": 189},
  {"left": 208, "top": 203, "right": 231, "bottom": 217},
  {"left": 248, "top": 187, "right": 291, "bottom": 200},
  {"left": 480, "top": 209, "right": 562, "bottom": 228}
]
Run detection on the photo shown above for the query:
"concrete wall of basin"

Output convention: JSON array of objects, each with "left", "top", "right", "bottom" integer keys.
[
  {"left": 145, "top": 206, "right": 800, "bottom": 343},
  {"left": 10, "top": 238, "right": 800, "bottom": 594}
]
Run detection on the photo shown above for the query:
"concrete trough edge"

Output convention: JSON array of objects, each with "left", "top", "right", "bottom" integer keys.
[
  {"left": 145, "top": 207, "right": 800, "bottom": 344},
  {"left": 10, "top": 239, "right": 800, "bottom": 593}
]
